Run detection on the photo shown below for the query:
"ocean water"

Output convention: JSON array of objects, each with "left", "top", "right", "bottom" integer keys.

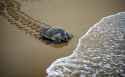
[{"left": 0, "top": 0, "right": 125, "bottom": 77}]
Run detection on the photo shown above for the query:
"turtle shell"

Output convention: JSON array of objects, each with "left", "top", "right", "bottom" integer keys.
[{"left": 40, "top": 26, "right": 73, "bottom": 44}]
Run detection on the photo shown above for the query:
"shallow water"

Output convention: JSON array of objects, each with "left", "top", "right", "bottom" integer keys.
[{"left": 0, "top": 0, "right": 125, "bottom": 77}]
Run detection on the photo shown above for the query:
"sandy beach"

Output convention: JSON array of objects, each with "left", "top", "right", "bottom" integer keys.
[{"left": 0, "top": 0, "right": 125, "bottom": 77}]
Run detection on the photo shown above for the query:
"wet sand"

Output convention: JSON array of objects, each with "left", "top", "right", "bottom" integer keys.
[{"left": 0, "top": 0, "right": 125, "bottom": 77}]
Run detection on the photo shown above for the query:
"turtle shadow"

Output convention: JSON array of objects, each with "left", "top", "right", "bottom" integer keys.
[{"left": 39, "top": 36, "right": 69, "bottom": 48}]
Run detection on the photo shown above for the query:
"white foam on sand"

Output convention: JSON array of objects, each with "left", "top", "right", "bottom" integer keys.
[{"left": 46, "top": 12, "right": 125, "bottom": 77}]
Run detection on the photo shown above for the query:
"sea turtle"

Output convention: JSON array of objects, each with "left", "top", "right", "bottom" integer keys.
[
  {"left": 0, "top": 0, "right": 73, "bottom": 45},
  {"left": 40, "top": 26, "right": 73, "bottom": 44}
]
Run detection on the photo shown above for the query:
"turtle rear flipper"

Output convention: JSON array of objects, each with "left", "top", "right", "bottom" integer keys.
[{"left": 40, "top": 26, "right": 73, "bottom": 44}]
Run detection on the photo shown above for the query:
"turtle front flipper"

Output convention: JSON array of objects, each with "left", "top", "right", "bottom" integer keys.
[{"left": 40, "top": 26, "right": 73, "bottom": 44}]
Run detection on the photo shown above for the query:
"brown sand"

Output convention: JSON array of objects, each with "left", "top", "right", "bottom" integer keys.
[{"left": 0, "top": 0, "right": 125, "bottom": 77}]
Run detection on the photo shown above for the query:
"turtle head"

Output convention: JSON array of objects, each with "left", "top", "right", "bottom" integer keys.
[{"left": 40, "top": 26, "right": 73, "bottom": 44}]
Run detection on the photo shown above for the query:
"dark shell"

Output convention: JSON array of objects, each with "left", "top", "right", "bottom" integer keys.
[{"left": 40, "top": 26, "right": 73, "bottom": 44}]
